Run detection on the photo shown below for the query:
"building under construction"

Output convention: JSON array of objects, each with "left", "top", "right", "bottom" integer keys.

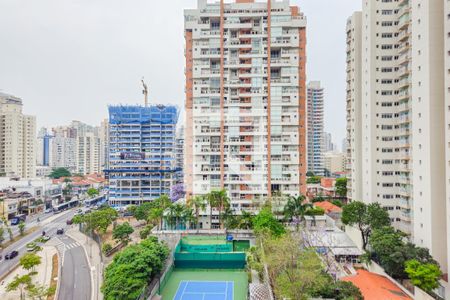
[{"left": 106, "top": 105, "right": 180, "bottom": 206}]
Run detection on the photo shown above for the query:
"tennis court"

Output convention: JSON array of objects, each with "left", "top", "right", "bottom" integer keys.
[
  {"left": 173, "top": 281, "right": 234, "bottom": 300},
  {"left": 159, "top": 269, "right": 247, "bottom": 300}
]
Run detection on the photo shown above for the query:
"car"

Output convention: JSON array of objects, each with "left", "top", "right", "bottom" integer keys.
[
  {"left": 76, "top": 208, "right": 82, "bottom": 213},
  {"left": 5, "top": 251, "right": 18, "bottom": 260},
  {"left": 42, "top": 235, "right": 50, "bottom": 241},
  {"left": 56, "top": 228, "right": 64, "bottom": 235},
  {"left": 66, "top": 219, "right": 73, "bottom": 225},
  {"left": 44, "top": 208, "right": 53, "bottom": 213}
]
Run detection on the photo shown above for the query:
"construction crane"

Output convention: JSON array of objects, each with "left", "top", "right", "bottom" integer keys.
[{"left": 141, "top": 77, "right": 148, "bottom": 107}]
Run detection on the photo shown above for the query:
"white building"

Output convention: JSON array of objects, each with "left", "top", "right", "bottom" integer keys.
[
  {"left": 347, "top": 0, "right": 449, "bottom": 289},
  {"left": 0, "top": 92, "right": 36, "bottom": 178},
  {"left": 184, "top": 0, "right": 308, "bottom": 210},
  {"left": 307, "top": 81, "right": 324, "bottom": 176},
  {"left": 323, "top": 152, "right": 346, "bottom": 177},
  {"left": 345, "top": 12, "right": 362, "bottom": 202},
  {"left": 323, "top": 132, "right": 335, "bottom": 152}
]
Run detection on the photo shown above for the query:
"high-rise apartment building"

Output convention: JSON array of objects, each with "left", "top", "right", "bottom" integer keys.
[
  {"left": 99, "top": 118, "right": 109, "bottom": 171},
  {"left": 107, "top": 105, "right": 180, "bottom": 206},
  {"left": 184, "top": 0, "right": 307, "bottom": 209},
  {"left": 306, "top": 81, "right": 324, "bottom": 176},
  {"left": 51, "top": 121, "right": 102, "bottom": 175},
  {"left": 323, "top": 132, "right": 335, "bottom": 152},
  {"left": 345, "top": 12, "right": 362, "bottom": 202},
  {"left": 175, "top": 125, "right": 185, "bottom": 184},
  {"left": 37, "top": 127, "right": 52, "bottom": 167},
  {"left": 323, "top": 151, "right": 346, "bottom": 177},
  {"left": 0, "top": 92, "right": 36, "bottom": 178},
  {"left": 445, "top": 0, "right": 450, "bottom": 283},
  {"left": 347, "top": 0, "right": 448, "bottom": 284}
]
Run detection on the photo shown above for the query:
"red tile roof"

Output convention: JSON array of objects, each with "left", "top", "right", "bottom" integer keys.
[
  {"left": 342, "top": 270, "right": 412, "bottom": 300},
  {"left": 314, "top": 201, "right": 342, "bottom": 213}
]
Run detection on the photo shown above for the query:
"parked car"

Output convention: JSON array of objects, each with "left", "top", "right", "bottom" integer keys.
[
  {"left": 5, "top": 250, "right": 19, "bottom": 259},
  {"left": 66, "top": 219, "right": 73, "bottom": 225},
  {"left": 56, "top": 228, "right": 64, "bottom": 235},
  {"left": 44, "top": 208, "right": 53, "bottom": 213}
]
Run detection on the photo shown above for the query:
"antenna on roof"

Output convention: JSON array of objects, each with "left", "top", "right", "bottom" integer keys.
[{"left": 141, "top": 77, "right": 148, "bottom": 107}]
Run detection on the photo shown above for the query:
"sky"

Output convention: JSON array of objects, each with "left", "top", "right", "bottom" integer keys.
[{"left": 0, "top": 0, "right": 361, "bottom": 151}]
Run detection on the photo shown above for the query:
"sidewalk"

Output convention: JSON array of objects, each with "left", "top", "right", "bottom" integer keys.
[
  {"left": 66, "top": 227, "right": 103, "bottom": 300},
  {"left": 0, "top": 246, "right": 56, "bottom": 299}
]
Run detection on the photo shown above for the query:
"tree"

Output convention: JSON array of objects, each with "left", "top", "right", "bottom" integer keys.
[
  {"left": 20, "top": 253, "right": 42, "bottom": 272},
  {"left": 18, "top": 221, "right": 26, "bottom": 236},
  {"left": 73, "top": 207, "right": 118, "bottom": 234},
  {"left": 7, "top": 226, "right": 13, "bottom": 241},
  {"left": 335, "top": 177, "right": 348, "bottom": 198},
  {"left": 370, "top": 226, "right": 439, "bottom": 279},
  {"left": 341, "top": 201, "right": 390, "bottom": 250},
  {"left": 170, "top": 183, "right": 185, "bottom": 202},
  {"left": 6, "top": 274, "right": 32, "bottom": 300},
  {"left": 0, "top": 226, "right": 5, "bottom": 246},
  {"left": 49, "top": 167, "right": 71, "bottom": 179},
  {"left": 283, "top": 195, "right": 312, "bottom": 224},
  {"left": 207, "top": 189, "right": 230, "bottom": 229},
  {"left": 112, "top": 222, "right": 134, "bottom": 245},
  {"left": 253, "top": 207, "right": 285, "bottom": 237},
  {"left": 237, "top": 211, "right": 253, "bottom": 230},
  {"left": 313, "top": 280, "right": 363, "bottom": 300},
  {"left": 27, "top": 284, "right": 55, "bottom": 300},
  {"left": 132, "top": 202, "right": 154, "bottom": 223},
  {"left": 405, "top": 259, "right": 442, "bottom": 292},
  {"left": 188, "top": 195, "right": 207, "bottom": 230},
  {"left": 306, "top": 176, "right": 321, "bottom": 184},
  {"left": 102, "top": 237, "right": 169, "bottom": 300},
  {"left": 86, "top": 188, "right": 99, "bottom": 197}
]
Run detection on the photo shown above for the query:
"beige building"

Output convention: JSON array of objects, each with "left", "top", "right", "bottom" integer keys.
[
  {"left": 347, "top": 0, "right": 449, "bottom": 294},
  {"left": 323, "top": 152, "right": 346, "bottom": 176},
  {"left": 184, "top": 0, "right": 307, "bottom": 211},
  {"left": 0, "top": 92, "right": 36, "bottom": 178}
]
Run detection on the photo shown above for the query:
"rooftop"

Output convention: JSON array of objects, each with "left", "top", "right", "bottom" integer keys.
[
  {"left": 342, "top": 270, "right": 412, "bottom": 300},
  {"left": 314, "top": 201, "right": 342, "bottom": 214}
]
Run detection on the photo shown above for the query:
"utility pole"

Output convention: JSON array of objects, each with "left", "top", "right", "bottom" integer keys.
[{"left": 141, "top": 78, "right": 148, "bottom": 107}]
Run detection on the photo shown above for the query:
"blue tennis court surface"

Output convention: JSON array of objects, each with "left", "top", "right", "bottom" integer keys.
[{"left": 173, "top": 281, "right": 234, "bottom": 300}]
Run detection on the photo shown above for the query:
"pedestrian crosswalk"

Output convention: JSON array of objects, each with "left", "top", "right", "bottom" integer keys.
[{"left": 53, "top": 237, "right": 81, "bottom": 252}]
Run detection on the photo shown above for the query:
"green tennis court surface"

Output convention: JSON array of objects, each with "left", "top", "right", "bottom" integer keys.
[
  {"left": 160, "top": 269, "right": 247, "bottom": 300},
  {"left": 173, "top": 281, "right": 233, "bottom": 300}
]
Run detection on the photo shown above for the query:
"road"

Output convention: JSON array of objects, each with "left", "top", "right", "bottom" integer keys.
[
  {"left": 56, "top": 235, "right": 91, "bottom": 300},
  {"left": 0, "top": 209, "right": 76, "bottom": 277},
  {"left": 5, "top": 210, "right": 55, "bottom": 239}
]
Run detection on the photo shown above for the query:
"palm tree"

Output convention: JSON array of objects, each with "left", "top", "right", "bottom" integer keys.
[
  {"left": 238, "top": 211, "right": 254, "bottom": 230},
  {"left": 207, "top": 189, "right": 230, "bottom": 229},
  {"left": 283, "top": 195, "right": 312, "bottom": 225},
  {"left": 182, "top": 207, "right": 195, "bottom": 230},
  {"left": 188, "top": 196, "right": 207, "bottom": 229}
]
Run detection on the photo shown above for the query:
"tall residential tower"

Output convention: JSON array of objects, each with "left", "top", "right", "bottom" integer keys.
[
  {"left": 184, "top": 0, "right": 307, "bottom": 210},
  {"left": 346, "top": 0, "right": 448, "bottom": 286},
  {"left": 306, "top": 81, "right": 324, "bottom": 176}
]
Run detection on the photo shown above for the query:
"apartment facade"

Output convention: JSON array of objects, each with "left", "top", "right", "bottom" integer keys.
[
  {"left": 107, "top": 105, "right": 180, "bottom": 206},
  {"left": 323, "top": 151, "right": 346, "bottom": 177},
  {"left": 0, "top": 92, "right": 36, "bottom": 178},
  {"left": 184, "top": 0, "right": 307, "bottom": 210},
  {"left": 445, "top": 0, "right": 450, "bottom": 282},
  {"left": 347, "top": 0, "right": 448, "bottom": 280},
  {"left": 345, "top": 12, "right": 362, "bottom": 202},
  {"left": 175, "top": 125, "right": 185, "bottom": 184},
  {"left": 306, "top": 81, "right": 324, "bottom": 176},
  {"left": 37, "top": 127, "right": 52, "bottom": 167}
]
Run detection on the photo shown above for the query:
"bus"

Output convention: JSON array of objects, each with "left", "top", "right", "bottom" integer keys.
[
  {"left": 11, "top": 214, "right": 26, "bottom": 225},
  {"left": 53, "top": 199, "right": 79, "bottom": 213}
]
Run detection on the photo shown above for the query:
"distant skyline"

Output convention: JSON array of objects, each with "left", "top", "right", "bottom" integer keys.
[{"left": 0, "top": 0, "right": 361, "bottom": 151}]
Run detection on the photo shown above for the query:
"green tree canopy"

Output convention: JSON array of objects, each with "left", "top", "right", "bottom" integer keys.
[
  {"left": 342, "top": 201, "right": 390, "bottom": 250},
  {"left": 253, "top": 207, "right": 285, "bottom": 237},
  {"left": 6, "top": 274, "right": 32, "bottom": 300},
  {"left": 283, "top": 195, "right": 312, "bottom": 223},
  {"left": 405, "top": 259, "right": 442, "bottom": 292},
  {"left": 86, "top": 188, "right": 99, "bottom": 197},
  {"left": 101, "top": 237, "right": 169, "bottom": 300},
  {"left": 112, "top": 222, "right": 134, "bottom": 245},
  {"left": 49, "top": 167, "right": 71, "bottom": 179},
  {"left": 18, "top": 221, "right": 26, "bottom": 236},
  {"left": 73, "top": 207, "right": 118, "bottom": 233},
  {"left": 335, "top": 177, "right": 348, "bottom": 197},
  {"left": 20, "top": 253, "right": 42, "bottom": 272}
]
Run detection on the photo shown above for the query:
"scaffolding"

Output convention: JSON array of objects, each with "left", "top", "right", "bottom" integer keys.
[{"left": 107, "top": 104, "right": 181, "bottom": 206}]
